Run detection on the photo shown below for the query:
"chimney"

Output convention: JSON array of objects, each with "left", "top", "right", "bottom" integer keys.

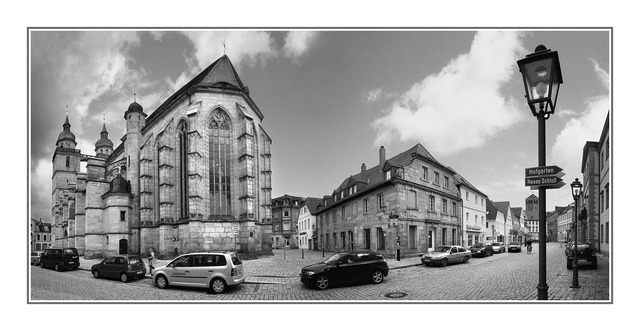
[
  {"left": 379, "top": 146, "right": 386, "bottom": 166},
  {"left": 361, "top": 163, "right": 366, "bottom": 174}
]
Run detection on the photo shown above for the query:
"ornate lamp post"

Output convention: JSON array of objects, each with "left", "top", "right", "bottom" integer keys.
[
  {"left": 570, "top": 178, "right": 583, "bottom": 288},
  {"left": 517, "top": 44, "right": 563, "bottom": 300}
]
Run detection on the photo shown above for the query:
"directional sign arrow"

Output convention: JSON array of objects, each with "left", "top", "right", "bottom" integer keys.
[
  {"left": 525, "top": 176, "right": 564, "bottom": 187},
  {"left": 530, "top": 181, "right": 566, "bottom": 190},
  {"left": 525, "top": 165, "right": 564, "bottom": 178}
]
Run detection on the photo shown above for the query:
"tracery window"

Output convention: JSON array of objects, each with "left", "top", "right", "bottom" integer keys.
[
  {"left": 209, "top": 110, "right": 232, "bottom": 216},
  {"left": 178, "top": 120, "right": 189, "bottom": 218}
]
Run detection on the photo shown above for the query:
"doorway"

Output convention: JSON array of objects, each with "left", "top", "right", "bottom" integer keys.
[
  {"left": 428, "top": 230, "right": 434, "bottom": 252},
  {"left": 364, "top": 229, "right": 371, "bottom": 250},
  {"left": 119, "top": 239, "right": 128, "bottom": 254}
]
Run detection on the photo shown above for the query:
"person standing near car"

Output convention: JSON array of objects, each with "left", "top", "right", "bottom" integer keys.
[{"left": 147, "top": 248, "right": 155, "bottom": 275}]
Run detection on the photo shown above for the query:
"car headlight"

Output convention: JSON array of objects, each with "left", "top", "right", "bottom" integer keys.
[{"left": 305, "top": 270, "right": 315, "bottom": 276}]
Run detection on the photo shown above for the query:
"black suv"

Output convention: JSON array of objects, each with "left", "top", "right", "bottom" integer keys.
[
  {"left": 300, "top": 251, "right": 389, "bottom": 290},
  {"left": 469, "top": 243, "right": 493, "bottom": 257},
  {"left": 40, "top": 248, "right": 80, "bottom": 271},
  {"left": 565, "top": 242, "right": 597, "bottom": 269}
]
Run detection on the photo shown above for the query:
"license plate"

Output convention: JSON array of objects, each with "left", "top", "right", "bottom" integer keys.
[
  {"left": 69, "top": 262, "right": 74, "bottom": 264},
  {"left": 137, "top": 271, "right": 143, "bottom": 274}
]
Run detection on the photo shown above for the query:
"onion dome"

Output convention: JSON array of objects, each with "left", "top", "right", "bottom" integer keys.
[
  {"left": 56, "top": 115, "right": 77, "bottom": 148},
  {"left": 124, "top": 99, "right": 146, "bottom": 119},
  {"left": 94, "top": 123, "right": 114, "bottom": 156},
  {"left": 109, "top": 174, "right": 131, "bottom": 194}
]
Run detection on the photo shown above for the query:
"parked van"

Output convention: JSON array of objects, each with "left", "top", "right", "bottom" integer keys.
[{"left": 40, "top": 248, "right": 80, "bottom": 271}]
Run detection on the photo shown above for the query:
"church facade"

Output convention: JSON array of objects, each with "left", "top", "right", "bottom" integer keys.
[{"left": 51, "top": 55, "right": 274, "bottom": 258}]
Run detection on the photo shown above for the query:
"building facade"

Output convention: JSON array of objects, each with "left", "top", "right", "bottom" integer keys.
[
  {"left": 493, "top": 202, "right": 513, "bottom": 245},
  {"left": 271, "top": 195, "right": 304, "bottom": 249},
  {"left": 597, "top": 113, "right": 610, "bottom": 256},
  {"left": 50, "top": 55, "right": 273, "bottom": 258},
  {"left": 317, "top": 144, "right": 463, "bottom": 257},
  {"left": 452, "top": 172, "right": 488, "bottom": 248},
  {"left": 486, "top": 200, "right": 506, "bottom": 243},
  {"left": 31, "top": 218, "right": 52, "bottom": 251},
  {"left": 557, "top": 202, "right": 574, "bottom": 243},
  {"left": 297, "top": 197, "right": 323, "bottom": 250}
]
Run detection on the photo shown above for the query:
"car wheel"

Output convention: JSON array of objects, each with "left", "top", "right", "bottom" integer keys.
[
  {"left": 120, "top": 273, "right": 129, "bottom": 283},
  {"left": 210, "top": 278, "right": 227, "bottom": 294},
  {"left": 371, "top": 270, "right": 384, "bottom": 284},
  {"left": 315, "top": 275, "right": 329, "bottom": 290},
  {"left": 93, "top": 270, "right": 100, "bottom": 278},
  {"left": 54, "top": 264, "right": 60, "bottom": 272},
  {"left": 463, "top": 256, "right": 470, "bottom": 263},
  {"left": 440, "top": 259, "right": 448, "bottom": 267},
  {"left": 40, "top": 261, "right": 44, "bottom": 268},
  {"left": 156, "top": 275, "right": 169, "bottom": 289}
]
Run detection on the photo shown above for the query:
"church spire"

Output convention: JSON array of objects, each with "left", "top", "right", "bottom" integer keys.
[{"left": 56, "top": 105, "right": 76, "bottom": 148}]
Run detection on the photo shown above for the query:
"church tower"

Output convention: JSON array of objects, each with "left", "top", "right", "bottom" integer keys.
[
  {"left": 124, "top": 98, "right": 147, "bottom": 253},
  {"left": 526, "top": 194, "right": 539, "bottom": 211},
  {"left": 94, "top": 123, "right": 114, "bottom": 158},
  {"left": 51, "top": 113, "right": 81, "bottom": 248}
]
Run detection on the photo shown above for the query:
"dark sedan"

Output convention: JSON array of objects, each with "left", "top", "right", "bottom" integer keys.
[
  {"left": 469, "top": 243, "right": 493, "bottom": 257},
  {"left": 300, "top": 251, "right": 389, "bottom": 290},
  {"left": 91, "top": 255, "right": 147, "bottom": 282}
]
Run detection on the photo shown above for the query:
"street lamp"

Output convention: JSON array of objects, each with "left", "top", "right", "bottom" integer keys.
[
  {"left": 570, "top": 178, "right": 583, "bottom": 288},
  {"left": 517, "top": 44, "right": 563, "bottom": 300}
]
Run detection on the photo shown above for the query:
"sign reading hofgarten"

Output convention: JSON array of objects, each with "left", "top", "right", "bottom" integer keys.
[{"left": 525, "top": 165, "right": 565, "bottom": 189}]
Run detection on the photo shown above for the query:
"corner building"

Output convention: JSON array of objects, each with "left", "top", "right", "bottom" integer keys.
[
  {"left": 51, "top": 55, "right": 273, "bottom": 258},
  {"left": 317, "top": 144, "right": 463, "bottom": 257}
]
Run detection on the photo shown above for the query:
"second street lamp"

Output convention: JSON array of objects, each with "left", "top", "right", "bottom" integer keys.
[
  {"left": 570, "top": 178, "right": 583, "bottom": 288},
  {"left": 517, "top": 44, "right": 563, "bottom": 300}
]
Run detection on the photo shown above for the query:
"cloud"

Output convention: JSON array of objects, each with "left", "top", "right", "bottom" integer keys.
[
  {"left": 372, "top": 31, "right": 527, "bottom": 157},
  {"left": 30, "top": 158, "right": 52, "bottom": 220},
  {"left": 550, "top": 60, "right": 609, "bottom": 179},
  {"left": 180, "top": 31, "right": 277, "bottom": 73},
  {"left": 364, "top": 87, "right": 399, "bottom": 103},
  {"left": 57, "top": 32, "right": 143, "bottom": 124},
  {"left": 283, "top": 31, "right": 318, "bottom": 61}
]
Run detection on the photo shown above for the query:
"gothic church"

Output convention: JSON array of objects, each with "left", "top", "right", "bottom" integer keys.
[{"left": 51, "top": 55, "right": 273, "bottom": 258}]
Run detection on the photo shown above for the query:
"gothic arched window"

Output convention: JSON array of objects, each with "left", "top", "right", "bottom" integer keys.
[
  {"left": 178, "top": 120, "right": 189, "bottom": 218},
  {"left": 209, "top": 109, "right": 232, "bottom": 216}
]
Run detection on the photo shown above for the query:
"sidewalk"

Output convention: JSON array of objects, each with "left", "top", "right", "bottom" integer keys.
[{"left": 77, "top": 249, "right": 423, "bottom": 283}]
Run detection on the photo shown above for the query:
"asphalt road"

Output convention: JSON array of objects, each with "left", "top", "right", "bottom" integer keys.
[{"left": 29, "top": 243, "right": 609, "bottom": 301}]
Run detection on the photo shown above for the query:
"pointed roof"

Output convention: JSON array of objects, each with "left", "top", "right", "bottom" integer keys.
[
  {"left": 56, "top": 115, "right": 76, "bottom": 146},
  {"left": 448, "top": 166, "right": 488, "bottom": 198},
  {"left": 486, "top": 200, "right": 499, "bottom": 220},
  {"left": 304, "top": 197, "right": 325, "bottom": 215},
  {"left": 511, "top": 207, "right": 523, "bottom": 218},
  {"left": 95, "top": 123, "right": 113, "bottom": 150},
  {"left": 493, "top": 201, "right": 512, "bottom": 217},
  {"left": 145, "top": 55, "right": 261, "bottom": 128},
  {"left": 526, "top": 194, "right": 538, "bottom": 200}
]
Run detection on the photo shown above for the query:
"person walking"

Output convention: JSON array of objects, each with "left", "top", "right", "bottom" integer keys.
[{"left": 147, "top": 248, "right": 155, "bottom": 275}]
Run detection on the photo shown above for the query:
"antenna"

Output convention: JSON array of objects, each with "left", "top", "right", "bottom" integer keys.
[
  {"left": 65, "top": 105, "right": 69, "bottom": 116},
  {"left": 134, "top": 93, "right": 137, "bottom": 102},
  {"left": 222, "top": 39, "right": 227, "bottom": 54}
]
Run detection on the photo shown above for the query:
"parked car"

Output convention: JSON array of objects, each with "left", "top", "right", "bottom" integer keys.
[
  {"left": 152, "top": 252, "right": 244, "bottom": 294},
  {"left": 565, "top": 242, "right": 597, "bottom": 269},
  {"left": 421, "top": 245, "right": 472, "bottom": 267},
  {"left": 469, "top": 243, "right": 493, "bottom": 258},
  {"left": 31, "top": 251, "right": 44, "bottom": 265},
  {"left": 491, "top": 242, "right": 506, "bottom": 253},
  {"left": 508, "top": 241, "right": 522, "bottom": 252},
  {"left": 91, "top": 255, "right": 146, "bottom": 282},
  {"left": 300, "top": 251, "right": 389, "bottom": 290},
  {"left": 40, "top": 248, "right": 80, "bottom": 271}
]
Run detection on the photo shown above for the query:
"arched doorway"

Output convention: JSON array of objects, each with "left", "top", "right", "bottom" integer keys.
[{"left": 119, "top": 239, "right": 128, "bottom": 254}]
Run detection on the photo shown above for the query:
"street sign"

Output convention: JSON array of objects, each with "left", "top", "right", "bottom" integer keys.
[
  {"left": 525, "top": 176, "right": 563, "bottom": 186},
  {"left": 231, "top": 224, "right": 240, "bottom": 231},
  {"left": 525, "top": 165, "right": 563, "bottom": 178},
  {"left": 232, "top": 231, "right": 239, "bottom": 235},
  {"left": 530, "top": 182, "right": 566, "bottom": 190}
]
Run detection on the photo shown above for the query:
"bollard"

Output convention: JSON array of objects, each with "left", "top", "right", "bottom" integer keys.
[
  {"left": 302, "top": 248, "right": 304, "bottom": 259},
  {"left": 284, "top": 247, "right": 286, "bottom": 260}
]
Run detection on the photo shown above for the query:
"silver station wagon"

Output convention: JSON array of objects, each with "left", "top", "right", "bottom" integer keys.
[{"left": 152, "top": 252, "right": 244, "bottom": 294}]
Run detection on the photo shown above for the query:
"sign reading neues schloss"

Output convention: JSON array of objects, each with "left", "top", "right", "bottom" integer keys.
[{"left": 525, "top": 165, "right": 565, "bottom": 189}]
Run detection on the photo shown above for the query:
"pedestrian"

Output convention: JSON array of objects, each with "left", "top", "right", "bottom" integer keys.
[{"left": 147, "top": 248, "right": 155, "bottom": 275}]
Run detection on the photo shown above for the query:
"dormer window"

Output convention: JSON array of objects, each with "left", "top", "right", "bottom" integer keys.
[
  {"left": 385, "top": 171, "right": 391, "bottom": 180},
  {"left": 341, "top": 191, "right": 344, "bottom": 199}
]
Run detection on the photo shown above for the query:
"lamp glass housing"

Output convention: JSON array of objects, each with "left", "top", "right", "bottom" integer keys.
[
  {"left": 517, "top": 47, "right": 563, "bottom": 118},
  {"left": 570, "top": 178, "right": 583, "bottom": 201}
]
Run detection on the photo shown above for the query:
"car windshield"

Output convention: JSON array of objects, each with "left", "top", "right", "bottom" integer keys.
[
  {"left": 435, "top": 246, "right": 451, "bottom": 252},
  {"left": 492, "top": 243, "right": 501, "bottom": 246},
  {"left": 323, "top": 253, "right": 344, "bottom": 264},
  {"left": 128, "top": 257, "right": 143, "bottom": 265},
  {"left": 471, "top": 243, "right": 485, "bottom": 248},
  {"left": 63, "top": 249, "right": 77, "bottom": 256}
]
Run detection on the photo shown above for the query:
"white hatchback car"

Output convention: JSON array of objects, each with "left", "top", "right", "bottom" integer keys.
[{"left": 152, "top": 252, "right": 245, "bottom": 294}]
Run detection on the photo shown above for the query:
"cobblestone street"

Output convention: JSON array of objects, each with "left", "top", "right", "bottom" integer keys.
[{"left": 30, "top": 243, "right": 609, "bottom": 301}]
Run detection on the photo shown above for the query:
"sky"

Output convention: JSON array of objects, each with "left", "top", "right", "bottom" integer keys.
[{"left": 29, "top": 29, "right": 610, "bottom": 221}]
